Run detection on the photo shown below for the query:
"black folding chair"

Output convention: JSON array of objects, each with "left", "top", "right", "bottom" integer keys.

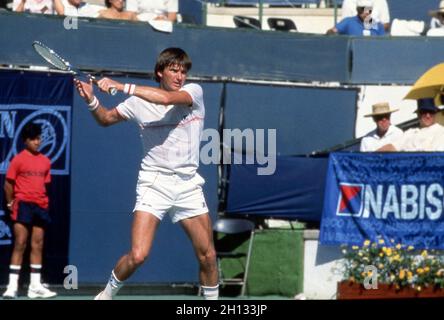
[
  {"left": 213, "top": 218, "right": 255, "bottom": 296},
  {"left": 267, "top": 17, "right": 297, "bottom": 32}
]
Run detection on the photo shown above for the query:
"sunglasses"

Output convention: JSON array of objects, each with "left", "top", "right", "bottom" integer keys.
[{"left": 373, "top": 114, "right": 390, "bottom": 121}]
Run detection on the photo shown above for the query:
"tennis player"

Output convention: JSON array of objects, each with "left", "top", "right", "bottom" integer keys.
[{"left": 74, "top": 47, "right": 219, "bottom": 300}]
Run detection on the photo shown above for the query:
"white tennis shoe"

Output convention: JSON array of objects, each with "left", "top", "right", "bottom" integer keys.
[
  {"left": 27, "top": 283, "right": 57, "bottom": 299},
  {"left": 2, "top": 286, "right": 18, "bottom": 299},
  {"left": 94, "top": 290, "right": 112, "bottom": 300}
]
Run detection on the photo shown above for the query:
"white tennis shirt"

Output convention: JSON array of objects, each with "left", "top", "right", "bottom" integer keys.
[{"left": 117, "top": 83, "right": 204, "bottom": 176}]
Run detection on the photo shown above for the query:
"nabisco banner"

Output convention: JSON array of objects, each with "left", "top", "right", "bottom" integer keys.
[{"left": 320, "top": 152, "right": 444, "bottom": 249}]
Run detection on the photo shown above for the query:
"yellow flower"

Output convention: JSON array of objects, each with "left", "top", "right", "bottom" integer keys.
[
  {"left": 378, "top": 239, "right": 385, "bottom": 244},
  {"left": 407, "top": 271, "right": 413, "bottom": 280},
  {"left": 386, "top": 248, "right": 392, "bottom": 256},
  {"left": 396, "top": 244, "right": 402, "bottom": 250},
  {"left": 424, "top": 267, "right": 430, "bottom": 273},
  {"left": 421, "top": 250, "right": 428, "bottom": 257},
  {"left": 408, "top": 246, "right": 414, "bottom": 251},
  {"left": 363, "top": 240, "right": 371, "bottom": 247},
  {"left": 393, "top": 255, "right": 401, "bottom": 261},
  {"left": 378, "top": 264, "right": 384, "bottom": 269},
  {"left": 382, "top": 247, "right": 387, "bottom": 252},
  {"left": 416, "top": 286, "right": 422, "bottom": 292},
  {"left": 358, "top": 252, "right": 363, "bottom": 257},
  {"left": 379, "top": 252, "right": 384, "bottom": 257},
  {"left": 417, "top": 268, "right": 424, "bottom": 274},
  {"left": 352, "top": 246, "right": 359, "bottom": 250},
  {"left": 399, "top": 270, "right": 405, "bottom": 280}
]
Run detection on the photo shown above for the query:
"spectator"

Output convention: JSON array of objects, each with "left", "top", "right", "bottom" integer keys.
[
  {"left": 378, "top": 98, "right": 444, "bottom": 152},
  {"left": 341, "top": 0, "right": 390, "bottom": 31},
  {"left": 54, "top": 0, "right": 100, "bottom": 17},
  {"left": 360, "top": 102, "right": 403, "bottom": 152},
  {"left": 2, "top": 123, "right": 57, "bottom": 299},
  {"left": 13, "top": 0, "right": 54, "bottom": 14},
  {"left": 98, "top": 0, "right": 137, "bottom": 21},
  {"left": 327, "top": 0, "right": 385, "bottom": 36},
  {"left": 126, "top": 0, "right": 177, "bottom": 22},
  {"left": 427, "top": 0, "right": 444, "bottom": 36}
]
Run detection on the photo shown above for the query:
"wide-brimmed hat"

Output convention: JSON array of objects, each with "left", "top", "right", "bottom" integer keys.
[
  {"left": 429, "top": 0, "right": 444, "bottom": 18},
  {"left": 416, "top": 98, "right": 440, "bottom": 113},
  {"left": 364, "top": 102, "right": 398, "bottom": 117},
  {"left": 357, "top": 0, "right": 373, "bottom": 8}
]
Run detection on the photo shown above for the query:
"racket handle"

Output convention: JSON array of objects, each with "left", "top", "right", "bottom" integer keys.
[{"left": 88, "top": 75, "right": 117, "bottom": 96}]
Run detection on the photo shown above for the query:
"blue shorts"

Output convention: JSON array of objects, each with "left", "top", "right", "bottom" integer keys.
[{"left": 12, "top": 201, "right": 51, "bottom": 228}]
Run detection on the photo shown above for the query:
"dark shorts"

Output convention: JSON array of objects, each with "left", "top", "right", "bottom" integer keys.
[{"left": 11, "top": 201, "right": 51, "bottom": 228}]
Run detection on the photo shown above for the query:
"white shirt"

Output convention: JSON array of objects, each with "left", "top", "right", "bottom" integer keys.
[
  {"left": 341, "top": 0, "right": 390, "bottom": 25},
  {"left": 13, "top": 0, "right": 54, "bottom": 14},
  {"left": 360, "top": 125, "right": 403, "bottom": 152},
  {"left": 61, "top": 0, "right": 101, "bottom": 17},
  {"left": 116, "top": 83, "right": 204, "bottom": 176},
  {"left": 391, "top": 123, "right": 444, "bottom": 151},
  {"left": 126, "top": 0, "right": 178, "bottom": 21}
]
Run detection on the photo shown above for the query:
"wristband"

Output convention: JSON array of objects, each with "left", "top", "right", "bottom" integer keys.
[
  {"left": 123, "top": 83, "right": 136, "bottom": 95},
  {"left": 88, "top": 96, "right": 99, "bottom": 111},
  {"left": 6, "top": 200, "right": 13, "bottom": 209}
]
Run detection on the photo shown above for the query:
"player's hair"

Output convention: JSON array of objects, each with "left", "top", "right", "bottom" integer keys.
[
  {"left": 104, "top": 0, "right": 111, "bottom": 8},
  {"left": 154, "top": 48, "right": 192, "bottom": 83},
  {"left": 21, "top": 123, "right": 42, "bottom": 141}
]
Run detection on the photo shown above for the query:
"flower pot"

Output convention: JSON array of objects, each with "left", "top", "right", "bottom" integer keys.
[{"left": 337, "top": 281, "right": 444, "bottom": 299}]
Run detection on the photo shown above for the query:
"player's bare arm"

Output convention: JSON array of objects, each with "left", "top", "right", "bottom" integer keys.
[{"left": 97, "top": 77, "right": 193, "bottom": 106}]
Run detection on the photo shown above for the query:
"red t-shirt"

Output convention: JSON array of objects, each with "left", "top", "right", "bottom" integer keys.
[{"left": 6, "top": 149, "right": 51, "bottom": 209}]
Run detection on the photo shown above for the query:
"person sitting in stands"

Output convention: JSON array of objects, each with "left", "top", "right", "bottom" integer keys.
[
  {"left": 427, "top": 0, "right": 444, "bottom": 36},
  {"left": 126, "top": 0, "right": 177, "bottom": 22},
  {"left": 327, "top": 0, "right": 385, "bottom": 36},
  {"left": 378, "top": 98, "right": 444, "bottom": 152},
  {"left": 341, "top": 0, "right": 390, "bottom": 31},
  {"left": 54, "top": 0, "right": 100, "bottom": 17},
  {"left": 98, "top": 0, "right": 137, "bottom": 21},
  {"left": 360, "top": 102, "right": 403, "bottom": 152},
  {"left": 13, "top": 0, "right": 54, "bottom": 14}
]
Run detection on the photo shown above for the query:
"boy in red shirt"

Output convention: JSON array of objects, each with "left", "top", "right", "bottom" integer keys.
[{"left": 2, "top": 123, "right": 57, "bottom": 299}]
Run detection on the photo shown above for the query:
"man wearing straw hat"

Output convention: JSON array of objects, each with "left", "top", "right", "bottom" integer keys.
[
  {"left": 427, "top": 0, "right": 444, "bottom": 36},
  {"left": 360, "top": 102, "right": 403, "bottom": 152},
  {"left": 378, "top": 98, "right": 444, "bottom": 152}
]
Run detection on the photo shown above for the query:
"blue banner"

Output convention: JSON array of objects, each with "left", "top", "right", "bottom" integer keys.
[
  {"left": 0, "top": 70, "right": 72, "bottom": 284},
  {"left": 320, "top": 152, "right": 444, "bottom": 249}
]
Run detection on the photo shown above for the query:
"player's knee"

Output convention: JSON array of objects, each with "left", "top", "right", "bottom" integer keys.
[
  {"left": 129, "top": 249, "right": 148, "bottom": 266},
  {"left": 199, "top": 248, "right": 217, "bottom": 268}
]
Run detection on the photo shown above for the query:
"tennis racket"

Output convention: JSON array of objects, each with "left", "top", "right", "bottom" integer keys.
[{"left": 32, "top": 41, "right": 117, "bottom": 96}]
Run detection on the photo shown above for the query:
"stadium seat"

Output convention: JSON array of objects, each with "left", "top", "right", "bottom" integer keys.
[
  {"left": 213, "top": 218, "right": 256, "bottom": 296},
  {"left": 267, "top": 17, "right": 297, "bottom": 32},
  {"left": 233, "top": 15, "right": 261, "bottom": 29}
]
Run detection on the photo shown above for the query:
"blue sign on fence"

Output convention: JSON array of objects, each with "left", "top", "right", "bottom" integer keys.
[{"left": 320, "top": 152, "right": 444, "bottom": 249}]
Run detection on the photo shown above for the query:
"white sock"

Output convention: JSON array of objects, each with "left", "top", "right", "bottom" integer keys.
[
  {"left": 30, "top": 264, "right": 42, "bottom": 286},
  {"left": 104, "top": 270, "right": 123, "bottom": 297},
  {"left": 8, "top": 265, "right": 21, "bottom": 289},
  {"left": 201, "top": 284, "right": 219, "bottom": 300}
]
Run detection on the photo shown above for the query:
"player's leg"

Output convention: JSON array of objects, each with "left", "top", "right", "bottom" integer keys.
[
  {"left": 180, "top": 213, "right": 219, "bottom": 300},
  {"left": 27, "top": 225, "right": 56, "bottom": 299},
  {"left": 95, "top": 211, "right": 160, "bottom": 300},
  {"left": 2, "top": 222, "right": 29, "bottom": 299}
]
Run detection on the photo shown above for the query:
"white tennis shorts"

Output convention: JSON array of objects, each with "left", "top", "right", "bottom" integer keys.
[{"left": 134, "top": 170, "right": 209, "bottom": 223}]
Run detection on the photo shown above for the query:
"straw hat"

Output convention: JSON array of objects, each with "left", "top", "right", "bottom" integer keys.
[
  {"left": 364, "top": 102, "right": 399, "bottom": 117},
  {"left": 429, "top": 0, "right": 444, "bottom": 18}
]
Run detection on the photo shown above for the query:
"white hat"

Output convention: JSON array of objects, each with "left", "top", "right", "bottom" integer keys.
[
  {"left": 357, "top": 0, "right": 373, "bottom": 7},
  {"left": 429, "top": 0, "right": 444, "bottom": 18},
  {"left": 364, "top": 102, "right": 399, "bottom": 117}
]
